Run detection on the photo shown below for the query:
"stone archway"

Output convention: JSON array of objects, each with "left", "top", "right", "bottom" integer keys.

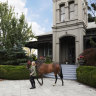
[{"left": 59, "top": 36, "right": 75, "bottom": 64}]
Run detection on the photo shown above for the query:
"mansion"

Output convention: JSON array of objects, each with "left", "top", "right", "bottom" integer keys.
[{"left": 26, "top": 0, "right": 96, "bottom": 64}]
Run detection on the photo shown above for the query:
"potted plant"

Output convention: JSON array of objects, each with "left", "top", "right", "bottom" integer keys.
[{"left": 77, "top": 55, "right": 85, "bottom": 65}]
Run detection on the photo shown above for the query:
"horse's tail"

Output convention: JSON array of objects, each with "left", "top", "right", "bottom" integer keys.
[{"left": 59, "top": 64, "right": 63, "bottom": 79}]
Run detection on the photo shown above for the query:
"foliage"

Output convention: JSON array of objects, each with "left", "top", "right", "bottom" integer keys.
[
  {"left": 79, "top": 48, "right": 96, "bottom": 66},
  {"left": 28, "top": 54, "right": 37, "bottom": 62},
  {"left": 45, "top": 56, "right": 52, "bottom": 64},
  {"left": 76, "top": 66, "right": 96, "bottom": 88},
  {"left": 31, "top": 54, "right": 37, "bottom": 61},
  {"left": 0, "top": 2, "right": 35, "bottom": 65},
  {"left": 88, "top": 0, "right": 96, "bottom": 23},
  {"left": 0, "top": 46, "right": 28, "bottom": 65},
  {"left": 89, "top": 37, "right": 96, "bottom": 47},
  {"left": 0, "top": 2, "right": 34, "bottom": 49},
  {"left": 0, "top": 65, "right": 29, "bottom": 80}
]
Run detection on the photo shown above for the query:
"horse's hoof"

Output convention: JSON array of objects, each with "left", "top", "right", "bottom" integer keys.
[
  {"left": 62, "top": 84, "right": 64, "bottom": 86},
  {"left": 53, "top": 84, "right": 56, "bottom": 86}
]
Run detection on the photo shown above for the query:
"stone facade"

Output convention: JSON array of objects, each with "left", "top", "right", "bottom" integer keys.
[
  {"left": 26, "top": 0, "right": 96, "bottom": 65},
  {"left": 52, "top": 0, "right": 88, "bottom": 64}
]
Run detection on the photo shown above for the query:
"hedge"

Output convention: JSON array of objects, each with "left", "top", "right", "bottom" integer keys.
[
  {"left": 76, "top": 66, "right": 96, "bottom": 88},
  {"left": 0, "top": 65, "right": 30, "bottom": 80}
]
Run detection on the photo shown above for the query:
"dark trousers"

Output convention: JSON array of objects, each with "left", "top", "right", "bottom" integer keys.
[{"left": 30, "top": 76, "right": 36, "bottom": 88}]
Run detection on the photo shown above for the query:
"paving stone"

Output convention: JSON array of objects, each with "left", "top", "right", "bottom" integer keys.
[{"left": 0, "top": 78, "right": 96, "bottom": 96}]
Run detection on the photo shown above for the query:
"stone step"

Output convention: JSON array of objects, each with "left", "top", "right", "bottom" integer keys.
[
  {"left": 45, "top": 74, "right": 77, "bottom": 80},
  {"left": 45, "top": 64, "right": 78, "bottom": 80},
  {"left": 45, "top": 73, "right": 77, "bottom": 77}
]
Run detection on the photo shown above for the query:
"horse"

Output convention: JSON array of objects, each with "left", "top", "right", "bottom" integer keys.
[{"left": 27, "top": 60, "right": 64, "bottom": 86}]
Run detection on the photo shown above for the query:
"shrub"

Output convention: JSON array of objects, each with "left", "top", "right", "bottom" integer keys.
[
  {"left": 45, "top": 56, "right": 52, "bottom": 64},
  {"left": 79, "top": 48, "right": 96, "bottom": 66},
  {"left": 0, "top": 65, "right": 29, "bottom": 80},
  {"left": 0, "top": 47, "right": 28, "bottom": 65},
  {"left": 76, "top": 66, "right": 96, "bottom": 88}
]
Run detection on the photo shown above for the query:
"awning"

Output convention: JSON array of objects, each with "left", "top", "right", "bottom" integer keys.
[{"left": 25, "top": 40, "right": 52, "bottom": 49}]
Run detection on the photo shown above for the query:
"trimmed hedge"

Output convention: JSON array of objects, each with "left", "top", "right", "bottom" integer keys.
[
  {"left": 76, "top": 66, "right": 96, "bottom": 88},
  {"left": 0, "top": 65, "right": 29, "bottom": 80}
]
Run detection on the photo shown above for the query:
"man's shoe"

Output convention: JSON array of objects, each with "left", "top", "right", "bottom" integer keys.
[
  {"left": 34, "top": 86, "right": 36, "bottom": 88},
  {"left": 30, "top": 87, "right": 35, "bottom": 89}
]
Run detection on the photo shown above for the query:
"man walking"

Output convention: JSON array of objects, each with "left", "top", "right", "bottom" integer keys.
[{"left": 29, "top": 61, "right": 37, "bottom": 89}]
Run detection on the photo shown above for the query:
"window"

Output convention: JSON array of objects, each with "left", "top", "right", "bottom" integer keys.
[
  {"left": 49, "top": 48, "right": 52, "bottom": 57},
  {"left": 60, "top": 4, "right": 65, "bottom": 22},
  {"left": 69, "top": 2, "right": 74, "bottom": 20}
]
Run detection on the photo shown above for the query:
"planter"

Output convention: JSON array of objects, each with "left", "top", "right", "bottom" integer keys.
[{"left": 78, "top": 58, "right": 85, "bottom": 65}]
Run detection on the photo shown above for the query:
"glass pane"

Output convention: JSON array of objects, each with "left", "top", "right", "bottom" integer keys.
[
  {"left": 49, "top": 49, "right": 52, "bottom": 56},
  {"left": 61, "top": 6, "right": 65, "bottom": 14},
  {"left": 70, "top": 12, "right": 74, "bottom": 20},
  {"left": 69, "top": 3, "right": 74, "bottom": 12},
  {"left": 61, "top": 14, "right": 65, "bottom": 22}
]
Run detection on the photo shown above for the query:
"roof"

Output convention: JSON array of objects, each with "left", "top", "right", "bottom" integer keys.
[
  {"left": 25, "top": 39, "right": 52, "bottom": 49},
  {"left": 87, "top": 22, "right": 96, "bottom": 29},
  {"left": 36, "top": 31, "right": 52, "bottom": 37}
]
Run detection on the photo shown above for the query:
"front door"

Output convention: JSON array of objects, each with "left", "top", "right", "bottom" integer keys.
[{"left": 60, "top": 36, "right": 75, "bottom": 64}]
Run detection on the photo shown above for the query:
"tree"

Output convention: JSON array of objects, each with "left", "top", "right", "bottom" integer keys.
[
  {"left": 0, "top": 2, "right": 35, "bottom": 65},
  {"left": 88, "top": 0, "right": 96, "bottom": 23},
  {"left": 90, "top": 37, "right": 96, "bottom": 47},
  {"left": 0, "top": 2, "right": 34, "bottom": 49}
]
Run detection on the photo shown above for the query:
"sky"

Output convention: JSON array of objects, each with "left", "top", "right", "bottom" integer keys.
[
  {"left": 0, "top": 0, "right": 53, "bottom": 36},
  {"left": 0, "top": 0, "right": 95, "bottom": 36}
]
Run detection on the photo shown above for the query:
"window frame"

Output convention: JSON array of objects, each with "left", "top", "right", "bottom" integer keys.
[
  {"left": 60, "top": 4, "right": 65, "bottom": 22},
  {"left": 69, "top": 1, "right": 75, "bottom": 20}
]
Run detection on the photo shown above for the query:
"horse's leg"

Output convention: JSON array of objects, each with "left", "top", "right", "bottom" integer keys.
[
  {"left": 53, "top": 74, "right": 57, "bottom": 86},
  {"left": 36, "top": 77, "right": 42, "bottom": 86},
  {"left": 36, "top": 74, "right": 43, "bottom": 86},
  {"left": 41, "top": 76, "right": 43, "bottom": 85},
  {"left": 59, "top": 74, "right": 64, "bottom": 86},
  {"left": 58, "top": 71, "right": 64, "bottom": 86}
]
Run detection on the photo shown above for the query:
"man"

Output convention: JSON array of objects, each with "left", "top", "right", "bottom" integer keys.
[{"left": 29, "top": 61, "right": 37, "bottom": 89}]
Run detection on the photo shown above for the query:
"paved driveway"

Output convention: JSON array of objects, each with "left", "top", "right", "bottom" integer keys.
[{"left": 0, "top": 78, "right": 96, "bottom": 96}]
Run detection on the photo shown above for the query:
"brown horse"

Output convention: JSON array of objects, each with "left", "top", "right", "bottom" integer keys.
[{"left": 27, "top": 61, "right": 64, "bottom": 86}]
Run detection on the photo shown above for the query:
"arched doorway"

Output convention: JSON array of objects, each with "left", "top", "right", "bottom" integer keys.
[{"left": 60, "top": 36, "right": 75, "bottom": 64}]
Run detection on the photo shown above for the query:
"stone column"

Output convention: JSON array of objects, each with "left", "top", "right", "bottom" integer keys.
[
  {"left": 55, "top": 40, "right": 60, "bottom": 63},
  {"left": 53, "top": 31, "right": 56, "bottom": 62},
  {"left": 75, "top": 37, "right": 80, "bottom": 64},
  {"left": 56, "top": 9, "right": 60, "bottom": 23},
  {"left": 78, "top": 0, "right": 83, "bottom": 21},
  {"left": 53, "top": 32, "right": 60, "bottom": 63},
  {"left": 53, "top": 0, "right": 56, "bottom": 26}
]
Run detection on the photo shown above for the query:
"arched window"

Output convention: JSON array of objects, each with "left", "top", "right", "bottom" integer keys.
[{"left": 60, "top": 4, "right": 65, "bottom": 22}]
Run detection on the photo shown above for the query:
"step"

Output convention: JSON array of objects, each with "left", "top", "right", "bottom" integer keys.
[
  {"left": 44, "top": 64, "right": 78, "bottom": 80},
  {"left": 45, "top": 74, "right": 77, "bottom": 80}
]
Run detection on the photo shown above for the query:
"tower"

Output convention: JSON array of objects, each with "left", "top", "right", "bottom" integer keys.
[{"left": 52, "top": 0, "right": 88, "bottom": 64}]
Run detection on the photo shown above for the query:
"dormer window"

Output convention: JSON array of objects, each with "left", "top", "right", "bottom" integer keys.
[
  {"left": 60, "top": 4, "right": 65, "bottom": 22},
  {"left": 69, "top": 2, "right": 74, "bottom": 20}
]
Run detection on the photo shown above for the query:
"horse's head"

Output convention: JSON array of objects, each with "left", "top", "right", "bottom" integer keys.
[{"left": 27, "top": 60, "right": 31, "bottom": 69}]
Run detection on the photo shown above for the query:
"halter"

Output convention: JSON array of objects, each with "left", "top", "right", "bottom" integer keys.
[{"left": 27, "top": 60, "right": 31, "bottom": 65}]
